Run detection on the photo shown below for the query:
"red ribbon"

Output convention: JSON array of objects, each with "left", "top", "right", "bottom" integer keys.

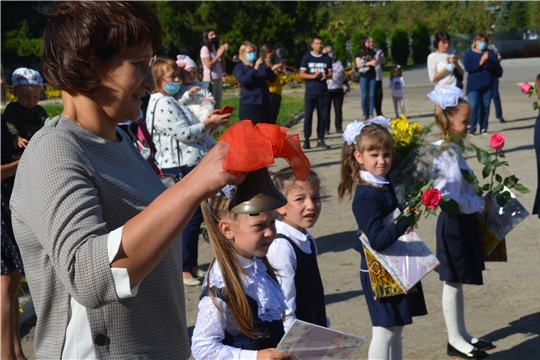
[{"left": 218, "top": 120, "right": 311, "bottom": 181}]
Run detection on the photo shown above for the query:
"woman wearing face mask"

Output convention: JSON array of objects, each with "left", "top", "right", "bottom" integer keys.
[
  {"left": 201, "top": 28, "right": 228, "bottom": 109},
  {"left": 427, "top": 31, "right": 464, "bottom": 89},
  {"left": 234, "top": 41, "right": 276, "bottom": 125},
  {"left": 147, "top": 58, "right": 231, "bottom": 286},
  {"left": 463, "top": 32, "right": 502, "bottom": 135}
]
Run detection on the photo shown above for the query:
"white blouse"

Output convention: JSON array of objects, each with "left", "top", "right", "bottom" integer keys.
[
  {"left": 191, "top": 256, "right": 287, "bottom": 360},
  {"left": 427, "top": 52, "right": 463, "bottom": 89},
  {"left": 266, "top": 220, "right": 318, "bottom": 331},
  {"left": 432, "top": 140, "right": 485, "bottom": 214}
]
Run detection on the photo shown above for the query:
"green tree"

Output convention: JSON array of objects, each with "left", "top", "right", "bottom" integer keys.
[
  {"left": 370, "top": 25, "right": 387, "bottom": 58},
  {"left": 390, "top": 26, "right": 409, "bottom": 66},
  {"left": 411, "top": 21, "right": 430, "bottom": 65},
  {"left": 334, "top": 32, "right": 347, "bottom": 65}
]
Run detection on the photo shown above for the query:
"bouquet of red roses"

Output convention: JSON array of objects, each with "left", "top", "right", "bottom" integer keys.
[{"left": 395, "top": 179, "right": 460, "bottom": 228}]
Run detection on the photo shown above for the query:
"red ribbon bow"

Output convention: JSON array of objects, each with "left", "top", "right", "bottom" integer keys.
[{"left": 218, "top": 120, "right": 310, "bottom": 181}]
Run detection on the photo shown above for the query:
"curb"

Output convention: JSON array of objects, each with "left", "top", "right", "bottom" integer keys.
[{"left": 283, "top": 112, "right": 304, "bottom": 129}]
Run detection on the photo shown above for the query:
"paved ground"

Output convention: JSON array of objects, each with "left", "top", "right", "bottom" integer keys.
[{"left": 20, "top": 57, "right": 540, "bottom": 359}]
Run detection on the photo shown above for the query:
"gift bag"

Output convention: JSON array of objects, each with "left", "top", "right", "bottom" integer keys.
[
  {"left": 360, "top": 208, "right": 440, "bottom": 300},
  {"left": 363, "top": 245, "right": 407, "bottom": 299}
]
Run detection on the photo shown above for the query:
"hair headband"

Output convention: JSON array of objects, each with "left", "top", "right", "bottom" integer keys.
[
  {"left": 342, "top": 116, "right": 391, "bottom": 146},
  {"left": 427, "top": 85, "right": 465, "bottom": 110}
]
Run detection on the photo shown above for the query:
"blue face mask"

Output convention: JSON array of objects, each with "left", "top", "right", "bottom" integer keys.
[
  {"left": 446, "top": 63, "right": 455, "bottom": 72},
  {"left": 327, "top": 53, "right": 333, "bottom": 59},
  {"left": 477, "top": 42, "right": 487, "bottom": 51},
  {"left": 164, "top": 81, "right": 180, "bottom": 95},
  {"left": 246, "top": 52, "right": 257, "bottom": 63}
]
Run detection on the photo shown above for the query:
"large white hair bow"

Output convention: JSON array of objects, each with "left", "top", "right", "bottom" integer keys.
[
  {"left": 427, "top": 85, "right": 465, "bottom": 109},
  {"left": 342, "top": 116, "right": 391, "bottom": 146}
]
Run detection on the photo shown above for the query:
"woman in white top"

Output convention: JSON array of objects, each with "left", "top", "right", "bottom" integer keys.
[
  {"left": 200, "top": 28, "right": 229, "bottom": 109},
  {"left": 427, "top": 31, "right": 464, "bottom": 89},
  {"left": 147, "top": 58, "right": 231, "bottom": 286}
]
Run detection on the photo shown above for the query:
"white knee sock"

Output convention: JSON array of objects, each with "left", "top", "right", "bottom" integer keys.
[
  {"left": 368, "top": 326, "right": 403, "bottom": 360},
  {"left": 442, "top": 282, "right": 476, "bottom": 353}
]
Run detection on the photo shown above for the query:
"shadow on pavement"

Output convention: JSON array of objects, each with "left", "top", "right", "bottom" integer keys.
[
  {"left": 316, "top": 230, "right": 357, "bottom": 255},
  {"left": 481, "top": 312, "right": 540, "bottom": 359},
  {"left": 502, "top": 144, "right": 535, "bottom": 154},
  {"left": 325, "top": 290, "right": 364, "bottom": 306}
]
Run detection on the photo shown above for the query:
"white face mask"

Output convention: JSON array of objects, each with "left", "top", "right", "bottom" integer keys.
[{"left": 446, "top": 63, "right": 455, "bottom": 72}]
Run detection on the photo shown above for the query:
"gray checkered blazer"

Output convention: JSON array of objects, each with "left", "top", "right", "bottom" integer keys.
[{"left": 11, "top": 116, "right": 190, "bottom": 359}]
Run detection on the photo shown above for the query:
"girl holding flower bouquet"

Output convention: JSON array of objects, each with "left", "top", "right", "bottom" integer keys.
[
  {"left": 338, "top": 117, "right": 427, "bottom": 360},
  {"left": 428, "top": 85, "right": 495, "bottom": 359}
]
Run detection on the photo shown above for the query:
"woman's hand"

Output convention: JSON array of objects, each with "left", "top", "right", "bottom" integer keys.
[
  {"left": 272, "top": 63, "right": 284, "bottom": 72},
  {"left": 188, "top": 86, "right": 200, "bottom": 97},
  {"left": 207, "top": 111, "right": 231, "bottom": 127},
  {"left": 216, "top": 44, "right": 228, "bottom": 57},
  {"left": 367, "top": 59, "right": 377, "bottom": 67},
  {"left": 14, "top": 136, "right": 28, "bottom": 148},
  {"left": 257, "top": 348, "right": 292, "bottom": 360},
  {"left": 479, "top": 51, "right": 489, "bottom": 66},
  {"left": 254, "top": 57, "right": 264, "bottom": 70}
]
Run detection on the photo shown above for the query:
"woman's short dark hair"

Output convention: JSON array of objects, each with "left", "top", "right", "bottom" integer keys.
[
  {"left": 42, "top": 1, "right": 162, "bottom": 92},
  {"left": 433, "top": 31, "right": 451, "bottom": 49},
  {"left": 202, "top": 28, "right": 216, "bottom": 49}
]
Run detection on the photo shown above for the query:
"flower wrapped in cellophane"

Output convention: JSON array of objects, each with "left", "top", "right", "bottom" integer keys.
[{"left": 390, "top": 115, "right": 431, "bottom": 171}]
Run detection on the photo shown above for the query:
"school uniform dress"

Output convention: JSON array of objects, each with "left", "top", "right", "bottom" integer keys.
[
  {"left": 266, "top": 220, "right": 327, "bottom": 331},
  {"left": 191, "top": 256, "right": 287, "bottom": 360},
  {"left": 352, "top": 171, "right": 427, "bottom": 327},
  {"left": 432, "top": 140, "right": 486, "bottom": 285}
]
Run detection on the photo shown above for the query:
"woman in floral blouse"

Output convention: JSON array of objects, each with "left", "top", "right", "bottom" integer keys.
[{"left": 147, "top": 58, "right": 231, "bottom": 286}]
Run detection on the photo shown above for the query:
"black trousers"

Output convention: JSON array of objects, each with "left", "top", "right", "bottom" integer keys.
[
  {"left": 304, "top": 93, "right": 329, "bottom": 140},
  {"left": 239, "top": 102, "right": 272, "bottom": 125},
  {"left": 375, "top": 80, "right": 383, "bottom": 116},
  {"left": 325, "top": 89, "right": 344, "bottom": 133},
  {"left": 269, "top": 93, "right": 282, "bottom": 125}
]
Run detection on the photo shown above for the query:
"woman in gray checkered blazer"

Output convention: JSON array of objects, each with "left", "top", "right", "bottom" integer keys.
[{"left": 9, "top": 2, "right": 244, "bottom": 359}]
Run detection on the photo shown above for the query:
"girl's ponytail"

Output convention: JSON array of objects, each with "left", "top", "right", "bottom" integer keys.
[{"left": 338, "top": 142, "right": 361, "bottom": 201}]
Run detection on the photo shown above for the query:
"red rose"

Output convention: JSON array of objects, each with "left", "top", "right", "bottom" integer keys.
[
  {"left": 490, "top": 133, "right": 505, "bottom": 150},
  {"left": 422, "top": 189, "right": 442, "bottom": 210}
]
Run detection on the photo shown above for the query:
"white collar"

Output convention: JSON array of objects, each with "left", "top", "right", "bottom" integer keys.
[
  {"left": 432, "top": 139, "right": 463, "bottom": 152},
  {"left": 360, "top": 170, "right": 389, "bottom": 188},
  {"left": 204, "top": 256, "right": 287, "bottom": 322},
  {"left": 275, "top": 220, "right": 310, "bottom": 243}
]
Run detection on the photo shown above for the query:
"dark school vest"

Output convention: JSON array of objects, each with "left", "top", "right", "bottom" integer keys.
[
  {"left": 276, "top": 234, "right": 327, "bottom": 327},
  {"left": 200, "top": 287, "right": 284, "bottom": 350}
]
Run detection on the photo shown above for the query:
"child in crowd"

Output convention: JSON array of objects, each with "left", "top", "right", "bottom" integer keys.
[
  {"left": 266, "top": 168, "right": 328, "bottom": 331},
  {"left": 175, "top": 55, "right": 216, "bottom": 124},
  {"left": 338, "top": 117, "right": 427, "bottom": 360},
  {"left": 428, "top": 85, "right": 495, "bottom": 359},
  {"left": 389, "top": 65, "right": 406, "bottom": 118},
  {"left": 191, "top": 185, "right": 291, "bottom": 360},
  {"left": 3, "top": 67, "right": 47, "bottom": 150}
]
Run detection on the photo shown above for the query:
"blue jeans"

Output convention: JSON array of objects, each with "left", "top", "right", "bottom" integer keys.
[
  {"left": 360, "top": 76, "right": 376, "bottom": 117},
  {"left": 467, "top": 86, "right": 493, "bottom": 133},
  {"left": 492, "top": 78, "right": 503, "bottom": 119}
]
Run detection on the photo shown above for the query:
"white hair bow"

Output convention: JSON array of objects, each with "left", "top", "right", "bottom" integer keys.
[
  {"left": 342, "top": 116, "right": 391, "bottom": 146},
  {"left": 427, "top": 85, "right": 465, "bottom": 109}
]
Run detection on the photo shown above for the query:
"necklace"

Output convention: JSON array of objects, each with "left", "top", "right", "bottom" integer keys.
[{"left": 62, "top": 114, "right": 82, "bottom": 128}]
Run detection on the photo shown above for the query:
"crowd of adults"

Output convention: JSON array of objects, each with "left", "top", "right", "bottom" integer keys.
[{"left": 0, "top": 1, "right": 525, "bottom": 358}]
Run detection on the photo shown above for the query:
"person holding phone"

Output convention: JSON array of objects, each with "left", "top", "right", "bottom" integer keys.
[
  {"left": 233, "top": 41, "right": 276, "bottom": 125},
  {"left": 262, "top": 43, "right": 286, "bottom": 124},
  {"left": 427, "top": 31, "right": 464, "bottom": 90},
  {"left": 463, "top": 32, "right": 502, "bottom": 135},
  {"left": 200, "top": 28, "right": 228, "bottom": 109},
  {"left": 148, "top": 58, "right": 232, "bottom": 286}
]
